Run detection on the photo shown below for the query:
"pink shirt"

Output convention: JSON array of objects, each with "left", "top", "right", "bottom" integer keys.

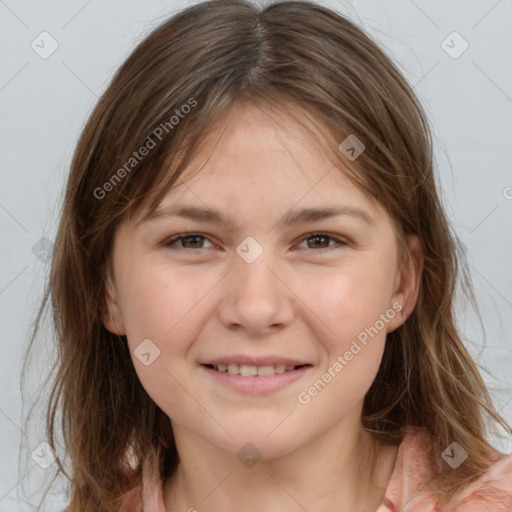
[{"left": 118, "top": 426, "right": 512, "bottom": 511}]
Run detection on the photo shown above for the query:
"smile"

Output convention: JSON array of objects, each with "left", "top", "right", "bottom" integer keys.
[
  {"left": 204, "top": 363, "right": 308, "bottom": 376},
  {"left": 200, "top": 362, "right": 313, "bottom": 394}
]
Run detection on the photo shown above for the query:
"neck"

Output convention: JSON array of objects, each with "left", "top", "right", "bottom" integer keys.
[{"left": 163, "top": 415, "right": 398, "bottom": 512}]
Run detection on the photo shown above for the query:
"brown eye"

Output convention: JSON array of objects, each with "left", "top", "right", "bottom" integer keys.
[
  {"left": 296, "top": 233, "right": 347, "bottom": 251},
  {"left": 307, "top": 234, "right": 330, "bottom": 249},
  {"left": 164, "top": 233, "right": 214, "bottom": 250}
]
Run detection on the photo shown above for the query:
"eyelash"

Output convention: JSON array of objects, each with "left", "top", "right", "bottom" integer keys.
[{"left": 162, "top": 232, "right": 348, "bottom": 253}]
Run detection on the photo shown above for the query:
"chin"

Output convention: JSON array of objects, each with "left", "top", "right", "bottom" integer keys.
[{"left": 218, "top": 424, "right": 308, "bottom": 462}]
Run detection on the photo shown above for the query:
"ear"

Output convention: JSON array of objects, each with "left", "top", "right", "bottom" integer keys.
[
  {"left": 386, "top": 233, "right": 423, "bottom": 333},
  {"left": 102, "top": 273, "right": 127, "bottom": 336}
]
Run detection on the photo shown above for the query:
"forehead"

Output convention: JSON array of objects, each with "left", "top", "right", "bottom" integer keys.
[
  {"left": 200, "top": 101, "right": 323, "bottom": 157},
  {"left": 162, "top": 102, "right": 371, "bottom": 201},
  {"left": 132, "top": 106, "right": 388, "bottom": 238},
  {"left": 129, "top": 100, "right": 385, "bottom": 229}
]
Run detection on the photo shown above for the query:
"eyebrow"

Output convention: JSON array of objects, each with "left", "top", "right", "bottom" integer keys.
[{"left": 139, "top": 204, "right": 375, "bottom": 229}]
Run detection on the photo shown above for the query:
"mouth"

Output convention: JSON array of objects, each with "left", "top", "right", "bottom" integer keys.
[
  {"left": 201, "top": 363, "right": 311, "bottom": 376},
  {"left": 199, "top": 360, "right": 313, "bottom": 394}
]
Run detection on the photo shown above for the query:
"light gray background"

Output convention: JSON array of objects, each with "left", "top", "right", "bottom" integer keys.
[{"left": 1, "top": 0, "right": 511, "bottom": 509}]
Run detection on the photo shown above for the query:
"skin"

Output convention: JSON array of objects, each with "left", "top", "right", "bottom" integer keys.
[{"left": 104, "top": 101, "right": 422, "bottom": 512}]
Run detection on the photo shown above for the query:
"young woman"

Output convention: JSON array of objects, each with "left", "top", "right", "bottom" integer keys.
[{"left": 28, "top": 0, "right": 512, "bottom": 510}]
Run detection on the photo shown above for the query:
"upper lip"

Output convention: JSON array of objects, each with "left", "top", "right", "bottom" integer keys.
[{"left": 200, "top": 356, "right": 311, "bottom": 366}]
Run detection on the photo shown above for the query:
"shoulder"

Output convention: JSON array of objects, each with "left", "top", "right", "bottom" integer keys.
[
  {"left": 381, "top": 426, "right": 512, "bottom": 511},
  {"left": 452, "top": 450, "right": 512, "bottom": 511},
  {"left": 63, "top": 487, "right": 144, "bottom": 512}
]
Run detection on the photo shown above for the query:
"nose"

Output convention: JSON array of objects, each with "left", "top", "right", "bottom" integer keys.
[{"left": 216, "top": 247, "right": 295, "bottom": 338}]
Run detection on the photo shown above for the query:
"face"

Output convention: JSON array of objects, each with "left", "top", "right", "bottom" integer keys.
[{"left": 104, "top": 101, "right": 420, "bottom": 460}]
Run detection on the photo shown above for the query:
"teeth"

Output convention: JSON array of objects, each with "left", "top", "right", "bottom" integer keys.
[
  {"left": 257, "top": 366, "right": 274, "bottom": 376},
  {"left": 240, "top": 365, "right": 258, "bottom": 376},
  {"left": 211, "top": 363, "right": 302, "bottom": 376},
  {"left": 227, "top": 364, "right": 239, "bottom": 375}
]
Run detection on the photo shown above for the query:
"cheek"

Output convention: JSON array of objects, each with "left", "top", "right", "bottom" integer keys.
[
  {"left": 303, "top": 258, "right": 396, "bottom": 348},
  {"left": 118, "top": 264, "right": 209, "bottom": 345},
  {"left": 116, "top": 265, "right": 219, "bottom": 397},
  {"left": 116, "top": 268, "right": 200, "bottom": 419},
  {"left": 295, "top": 266, "right": 392, "bottom": 417}
]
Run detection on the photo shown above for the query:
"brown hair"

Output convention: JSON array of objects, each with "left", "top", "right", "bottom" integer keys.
[{"left": 25, "top": 0, "right": 510, "bottom": 509}]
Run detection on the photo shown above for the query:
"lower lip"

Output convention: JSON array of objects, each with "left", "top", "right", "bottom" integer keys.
[{"left": 200, "top": 365, "right": 312, "bottom": 395}]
